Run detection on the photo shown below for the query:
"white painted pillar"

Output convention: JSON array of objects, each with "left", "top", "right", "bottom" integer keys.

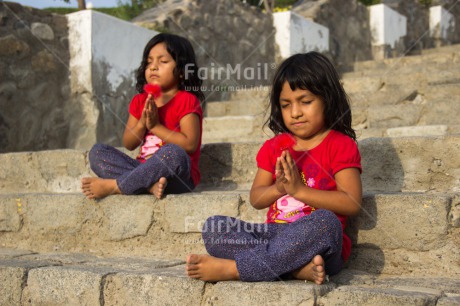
[
  {"left": 369, "top": 4, "right": 407, "bottom": 59},
  {"left": 273, "top": 11, "right": 329, "bottom": 59},
  {"left": 430, "top": 5, "right": 455, "bottom": 42},
  {"left": 66, "top": 10, "right": 158, "bottom": 149}
]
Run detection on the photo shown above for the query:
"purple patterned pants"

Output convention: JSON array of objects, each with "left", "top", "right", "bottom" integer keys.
[
  {"left": 202, "top": 209, "right": 343, "bottom": 282},
  {"left": 88, "top": 143, "right": 194, "bottom": 195}
]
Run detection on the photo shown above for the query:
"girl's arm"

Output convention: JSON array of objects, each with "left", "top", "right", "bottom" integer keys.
[
  {"left": 280, "top": 151, "right": 362, "bottom": 216},
  {"left": 290, "top": 168, "right": 362, "bottom": 216},
  {"left": 122, "top": 114, "right": 146, "bottom": 150},
  {"left": 149, "top": 112, "right": 201, "bottom": 154},
  {"left": 250, "top": 168, "right": 286, "bottom": 210}
]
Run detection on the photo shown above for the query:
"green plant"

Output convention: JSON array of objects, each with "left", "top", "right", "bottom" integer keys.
[
  {"left": 357, "top": 0, "right": 381, "bottom": 5},
  {"left": 240, "top": 0, "right": 296, "bottom": 11},
  {"left": 418, "top": 0, "right": 432, "bottom": 7},
  {"left": 44, "top": 7, "right": 79, "bottom": 14}
]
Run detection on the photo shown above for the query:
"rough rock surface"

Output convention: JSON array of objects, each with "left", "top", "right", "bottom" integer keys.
[{"left": 0, "top": 2, "right": 71, "bottom": 153}]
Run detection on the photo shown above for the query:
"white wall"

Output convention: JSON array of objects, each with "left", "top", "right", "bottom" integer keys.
[
  {"left": 90, "top": 11, "right": 157, "bottom": 90},
  {"left": 67, "top": 10, "right": 158, "bottom": 92},
  {"left": 67, "top": 10, "right": 93, "bottom": 94},
  {"left": 273, "top": 11, "right": 329, "bottom": 59},
  {"left": 369, "top": 4, "right": 407, "bottom": 48},
  {"left": 66, "top": 10, "right": 158, "bottom": 149},
  {"left": 430, "top": 5, "right": 456, "bottom": 40}
]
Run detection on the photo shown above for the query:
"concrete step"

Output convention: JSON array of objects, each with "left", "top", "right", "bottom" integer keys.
[
  {"left": 350, "top": 83, "right": 460, "bottom": 130},
  {"left": 206, "top": 88, "right": 269, "bottom": 117},
  {"left": 343, "top": 65, "right": 460, "bottom": 97},
  {"left": 202, "top": 115, "right": 272, "bottom": 144},
  {"left": 198, "top": 135, "right": 460, "bottom": 193},
  {"left": 1, "top": 248, "right": 459, "bottom": 305},
  {"left": 348, "top": 59, "right": 460, "bottom": 82},
  {"left": 227, "top": 85, "right": 270, "bottom": 102},
  {"left": 348, "top": 84, "right": 419, "bottom": 109},
  {"left": 0, "top": 191, "right": 458, "bottom": 278},
  {"left": 365, "top": 101, "right": 460, "bottom": 130},
  {"left": 350, "top": 44, "right": 460, "bottom": 74},
  {"left": 206, "top": 99, "right": 266, "bottom": 117},
  {"left": 1, "top": 135, "right": 459, "bottom": 194},
  {"left": 355, "top": 125, "right": 460, "bottom": 139}
]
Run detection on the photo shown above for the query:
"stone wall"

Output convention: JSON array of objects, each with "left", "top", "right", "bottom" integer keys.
[
  {"left": 133, "top": 0, "right": 276, "bottom": 101},
  {"left": 382, "top": 0, "right": 433, "bottom": 53},
  {"left": 292, "top": 0, "right": 373, "bottom": 72},
  {"left": 383, "top": 0, "right": 460, "bottom": 46},
  {"left": 0, "top": 2, "right": 71, "bottom": 153}
]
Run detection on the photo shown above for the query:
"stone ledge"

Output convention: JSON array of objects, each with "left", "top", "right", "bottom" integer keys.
[
  {"left": 2, "top": 135, "right": 460, "bottom": 194},
  {"left": 1, "top": 249, "right": 458, "bottom": 306},
  {"left": 0, "top": 192, "right": 458, "bottom": 277}
]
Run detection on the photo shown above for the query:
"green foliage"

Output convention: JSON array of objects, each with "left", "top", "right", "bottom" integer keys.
[
  {"left": 241, "top": 0, "right": 297, "bottom": 10},
  {"left": 357, "top": 0, "right": 381, "bottom": 5},
  {"left": 98, "top": 4, "right": 142, "bottom": 21},
  {"left": 44, "top": 7, "right": 78, "bottom": 14},
  {"left": 131, "top": 0, "right": 165, "bottom": 11},
  {"left": 45, "top": 0, "right": 435, "bottom": 21},
  {"left": 142, "top": 24, "right": 174, "bottom": 34},
  {"left": 275, "top": 0, "right": 298, "bottom": 7},
  {"left": 418, "top": 0, "right": 433, "bottom": 7},
  {"left": 356, "top": 0, "right": 432, "bottom": 6},
  {"left": 46, "top": 0, "right": 166, "bottom": 20}
]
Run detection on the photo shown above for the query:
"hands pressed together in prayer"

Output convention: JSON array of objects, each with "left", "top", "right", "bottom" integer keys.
[
  {"left": 275, "top": 150, "right": 304, "bottom": 197},
  {"left": 142, "top": 94, "right": 160, "bottom": 131}
]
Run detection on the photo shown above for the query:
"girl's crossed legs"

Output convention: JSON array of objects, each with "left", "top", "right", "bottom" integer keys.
[
  {"left": 82, "top": 143, "right": 194, "bottom": 199},
  {"left": 187, "top": 209, "right": 343, "bottom": 284}
]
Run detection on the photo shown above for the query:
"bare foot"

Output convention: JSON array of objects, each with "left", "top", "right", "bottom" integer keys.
[
  {"left": 186, "top": 254, "right": 240, "bottom": 282},
  {"left": 149, "top": 177, "right": 167, "bottom": 199},
  {"left": 292, "top": 255, "right": 326, "bottom": 284},
  {"left": 81, "top": 177, "right": 121, "bottom": 199}
]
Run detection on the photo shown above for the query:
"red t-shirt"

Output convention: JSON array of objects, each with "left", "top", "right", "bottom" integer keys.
[
  {"left": 128, "top": 90, "right": 203, "bottom": 186},
  {"left": 256, "top": 130, "right": 362, "bottom": 262}
]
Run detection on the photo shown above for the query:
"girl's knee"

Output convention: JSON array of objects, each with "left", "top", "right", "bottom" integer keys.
[
  {"left": 161, "top": 143, "right": 188, "bottom": 160},
  {"left": 88, "top": 143, "right": 109, "bottom": 161},
  {"left": 313, "top": 209, "right": 336, "bottom": 220},
  {"left": 158, "top": 143, "right": 191, "bottom": 174},
  {"left": 298, "top": 209, "right": 341, "bottom": 235},
  {"left": 202, "top": 215, "right": 228, "bottom": 234},
  {"left": 314, "top": 209, "right": 342, "bottom": 237}
]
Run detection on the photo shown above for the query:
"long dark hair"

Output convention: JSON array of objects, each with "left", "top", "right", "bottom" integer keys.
[
  {"left": 266, "top": 52, "right": 356, "bottom": 141},
  {"left": 135, "top": 33, "right": 205, "bottom": 102}
]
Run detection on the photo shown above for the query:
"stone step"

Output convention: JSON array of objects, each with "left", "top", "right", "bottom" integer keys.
[
  {"left": 227, "top": 85, "right": 270, "bottom": 102},
  {"left": 198, "top": 135, "right": 460, "bottom": 193},
  {"left": 350, "top": 83, "right": 460, "bottom": 111},
  {"left": 205, "top": 87, "right": 269, "bottom": 117},
  {"left": 350, "top": 44, "right": 460, "bottom": 74},
  {"left": 206, "top": 98, "right": 267, "bottom": 117},
  {"left": 202, "top": 115, "right": 271, "bottom": 144},
  {"left": 1, "top": 135, "right": 459, "bottom": 194},
  {"left": 343, "top": 65, "right": 460, "bottom": 96},
  {"left": 354, "top": 125, "right": 460, "bottom": 139},
  {"left": 348, "top": 58, "right": 460, "bottom": 81},
  {"left": 0, "top": 192, "right": 458, "bottom": 277},
  {"left": 207, "top": 67, "right": 460, "bottom": 119},
  {"left": 364, "top": 101, "right": 460, "bottom": 129},
  {"left": 350, "top": 83, "right": 460, "bottom": 130},
  {"left": 1, "top": 248, "right": 459, "bottom": 305}
]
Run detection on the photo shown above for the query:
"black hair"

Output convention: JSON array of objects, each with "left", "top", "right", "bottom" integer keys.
[
  {"left": 135, "top": 33, "right": 205, "bottom": 102},
  {"left": 265, "top": 52, "right": 356, "bottom": 141}
]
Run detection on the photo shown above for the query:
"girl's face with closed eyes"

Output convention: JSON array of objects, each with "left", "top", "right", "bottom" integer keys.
[
  {"left": 279, "top": 81, "right": 326, "bottom": 143},
  {"left": 144, "top": 42, "right": 178, "bottom": 92}
]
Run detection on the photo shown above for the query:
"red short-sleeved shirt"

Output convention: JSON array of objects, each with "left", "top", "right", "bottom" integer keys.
[
  {"left": 256, "top": 130, "right": 362, "bottom": 262},
  {"left": 129, "top": 90, "right": 203, "bottom": 186}
]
